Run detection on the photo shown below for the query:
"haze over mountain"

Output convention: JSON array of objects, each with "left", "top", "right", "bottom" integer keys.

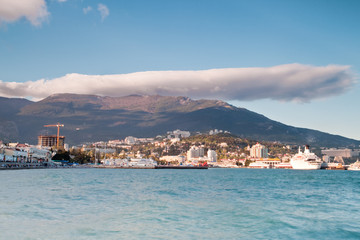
[{"left": 1, "top": 93, "right": 359, "bottom": 147}]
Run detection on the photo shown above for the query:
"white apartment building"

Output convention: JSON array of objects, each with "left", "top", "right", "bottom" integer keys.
[
  {"left": 187, "top": 146, "right": 217, "bottom": 162},
  {"left": 167, "top": 129, "right": 191, "bottom": 139},
  {"left": 207, "top": 149, "right": 217, "bottom": 162},
  {"left": 187, "top": 146, "right": 205, "bottom": 160},
  {"left": 250, "top": 143, "right": 268, "bottom": 158}
]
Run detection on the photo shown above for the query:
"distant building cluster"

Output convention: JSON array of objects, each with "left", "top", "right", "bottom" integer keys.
[
  {"left": 0, "top": 143, "right": 52, "bottom": 163},
  {"left": 187, "top": 146, "right": 217, "bottom": 162},
  {"left": 167, "top": 129, "right": 191, "bottom": 139},
  {"left": 93, "top": 137, "right": 155, "bottom": 148},
  {"left": 22, "top": 125, "right": 360, "bottom": 170},
  {"left": 124, "top": 136, "right": 154, "bottom": 145},
  {"left": 209, "top": 129, "right": 230, "bottom": 135}
]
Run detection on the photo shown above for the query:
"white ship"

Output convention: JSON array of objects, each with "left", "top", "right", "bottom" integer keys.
[
  {"left": 290, "top": 145, "right": 322, "bottom": 170},
  {"left": 348, "top": 160, "right": 360, "bottom": 171}
]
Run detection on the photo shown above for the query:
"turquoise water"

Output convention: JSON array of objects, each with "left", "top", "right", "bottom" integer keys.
[{"left": 1, "top": 168, "right": 360, "bottom": 239}]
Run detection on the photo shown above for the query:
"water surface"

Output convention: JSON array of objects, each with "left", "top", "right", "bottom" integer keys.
[{"left": 1, "top": 168, "right": 359, "bottom": 239}]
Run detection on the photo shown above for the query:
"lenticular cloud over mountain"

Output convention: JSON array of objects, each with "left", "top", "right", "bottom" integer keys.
[{"left": 0, "top": 63, "right": 355, "bottom": 102}]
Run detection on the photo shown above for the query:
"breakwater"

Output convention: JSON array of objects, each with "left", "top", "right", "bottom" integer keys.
[{"left": 0, "top": 162, "right": 46, "bottom": 170}]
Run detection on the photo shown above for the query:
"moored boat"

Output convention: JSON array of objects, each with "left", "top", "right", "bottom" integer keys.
[
  {"left": 348, "top": 160, "right": 360, "bottom": 171},
  {"left": 290, "top": 145, "right": 322, "bottom": 170}
]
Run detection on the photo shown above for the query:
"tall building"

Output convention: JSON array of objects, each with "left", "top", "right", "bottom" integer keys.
[
  {"left": 38, "top": 135, "right": 65, "bottom": 148},
  {"left": 187, "top": 146, "right": 204, "bottom": 160},
  {"left": 207, "top": 149, "right": 217, "bottom": 162},
  {"left": 250, "top": 143, "right": 268, "bottom": 158}
]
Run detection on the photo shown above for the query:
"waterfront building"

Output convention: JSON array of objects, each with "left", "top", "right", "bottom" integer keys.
[
  {"left": 249, "top": 159, "right": 281, "bottom": 168},
  {"left": 160, "top": 155, "right": 185, "bottom": 164},
  {"left": 321, "top": 148, "right": 360, "bottom": 158},
  {"left": 128, "top": 158, "right": 157, "bottom": 167},
  {"left": 0, "top": 145, "right": 51, "bottom": 163},
  {"left": 250, "top": 143, "right": 268, "bottom": 158},
  {"left": 103, "top": 158, "right": 129, "bottom": 167},
  {"left": 212, "top": 159, "right": 239, "bottom": 168},
  {"left": 102, "top": 158, "right": 157, "bottom": 168}
]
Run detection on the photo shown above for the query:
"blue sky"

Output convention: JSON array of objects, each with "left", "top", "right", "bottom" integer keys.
[{"left": 0, "top": 0, "right": 360, "bottom": 140}]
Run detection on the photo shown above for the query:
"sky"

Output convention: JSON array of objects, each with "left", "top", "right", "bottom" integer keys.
[{"left": 0, "top": 0, "right": 360, "bottom": 140}]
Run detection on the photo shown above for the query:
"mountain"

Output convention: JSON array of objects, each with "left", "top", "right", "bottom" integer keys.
[
  {"left": 0, "top": 97, "right": 33, "bottom": 142},
  {"left": 0, "top": 93, "right": 358, "bottom": 147}
]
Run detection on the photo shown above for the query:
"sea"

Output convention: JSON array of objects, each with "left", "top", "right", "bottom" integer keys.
[{"left": 0, "top": 168, "right": 360, "bottom": 240}]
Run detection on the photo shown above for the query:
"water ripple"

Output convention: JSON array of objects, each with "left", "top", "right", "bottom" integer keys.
[{"left": 1, "top": 168, "right": 360, "bottom": 239}]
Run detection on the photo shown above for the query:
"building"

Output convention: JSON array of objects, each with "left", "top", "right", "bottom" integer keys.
[
  {"left": 160, "top": 155, "right": 185, "bottom": 164},
  {"left": 249, "top": 159, "right": 281, "bottom": 168},
  {"left": 250, "top": 143, "right": 268, "bottom": 158},
  {"left": 167, "top": 129, "right": 191, "bottom": 139},
  {"left": 321, "top": 148, "right": 360, "bottom": 158},
  {"left": 124, "top": 136, "right": 136, "bottom": 145},
  {"left": 187, "top": 146, "right": 217, "bottom": 163},
  {"left": 209, "top": 129, "right": 222, "bottom": 135},
  {"left": 207, "top": 149, "right": 217, "bottom": 162},
  {"left": 38, "top": 135, "right": 65, "bottom": 148},
  {"left": 187, "top": 146, "right": 205, "bottom": 160},
  {"left": 124, "top": 136, "right": 154, "bottom": 145},
  {"left": 1, "top": 145, "right": 52, "bottom": 163}
]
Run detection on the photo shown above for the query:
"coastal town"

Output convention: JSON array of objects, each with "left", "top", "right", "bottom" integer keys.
[{"left": 1, "top": 127, "right": 360, "bottom": 170}]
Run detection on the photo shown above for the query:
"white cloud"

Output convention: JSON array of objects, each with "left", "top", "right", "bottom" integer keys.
[
  {"left": 0, "top": 0, "right": 49, "bottom": 26},
  {"left": 0, "top": 64, "right": 356, "bottom": 102},
  {"left": 83, "top": 6, "right": 92, "bottom": 14},
  {"left": 97, "top": 3, "right": 109, "bottom": 21}
]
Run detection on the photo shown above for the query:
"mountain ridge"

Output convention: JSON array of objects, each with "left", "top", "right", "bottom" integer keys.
[{"left": 0, "top": 93, "right": 358, "bottom": 147}]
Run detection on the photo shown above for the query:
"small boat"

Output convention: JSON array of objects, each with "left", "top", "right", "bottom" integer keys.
[{"left": 348, "top": 160, "right": 360, "bottom": 171}]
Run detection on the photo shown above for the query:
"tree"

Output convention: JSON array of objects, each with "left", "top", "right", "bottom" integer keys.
[
  {"left": 73, "top": 152, "right": 91, "bottom": 164},
  {"left": 52, "top": 150, "right": 71, "bottom": 161},
  {"left": 245, "top": 159, "right": 252, "bottom": 167}
]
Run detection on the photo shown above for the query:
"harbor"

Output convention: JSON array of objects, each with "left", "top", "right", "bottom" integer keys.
[{"left": 0, "top": 126, "right": 359, "bottom": 171}]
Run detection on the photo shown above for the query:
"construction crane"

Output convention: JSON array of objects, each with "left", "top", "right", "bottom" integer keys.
[{"left": 44, "top": 123, "right": 64, "bottom": 149}]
